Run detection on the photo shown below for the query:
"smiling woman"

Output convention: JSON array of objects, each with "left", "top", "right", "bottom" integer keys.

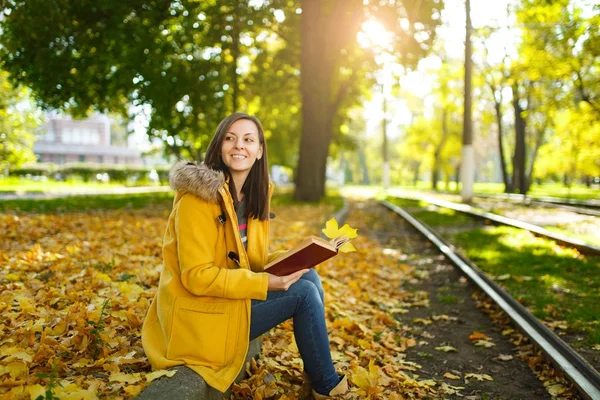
[
  {"left": 141, "top": 112, "right": 349, "bottom": 398},
  {"left": 219, "top": 119, "right": 264, "bottom": 201}
]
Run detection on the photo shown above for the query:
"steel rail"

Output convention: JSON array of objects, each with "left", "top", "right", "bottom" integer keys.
[
  {"left": 473, "top": 192, "right": 600, "bottom": 209},
  {"left": 390, "top": 193, "right": 600, "bottom": 256},
  {"left": 471, "top": 193, "right": 600, "bottom": 217},
  {"left": 380, "top": 199, "right": 600, "bottom": 400}
]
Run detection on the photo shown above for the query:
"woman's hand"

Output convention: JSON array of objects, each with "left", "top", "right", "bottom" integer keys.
[{"left": 267, "top": 269, "right": 309, "bottom": 291}]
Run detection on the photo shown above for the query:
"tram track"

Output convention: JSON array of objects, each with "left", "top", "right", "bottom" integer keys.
[
  {"left": 470, "top": 193, "right": 600, "bottom": 218},
  {"left": 386, "top": 192, "right": 600, "bottom": 256},
  {"left": 379, "top": 199, "right": 600, "bottom": 400}
]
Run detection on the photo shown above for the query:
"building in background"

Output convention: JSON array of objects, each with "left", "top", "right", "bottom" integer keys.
[{"left": 33, "top": 114, "right": 143, "bottom": 165}]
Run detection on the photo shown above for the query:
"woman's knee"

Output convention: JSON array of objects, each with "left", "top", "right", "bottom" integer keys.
[
  {"left": 301, "top": 268, "right": 321, "bottom": 285},
  {"left": 301, "top": 269, "right": 324, "bottom": 303},
  {"left": 289, "top": 279, "right": 322, "bottom": 308}
]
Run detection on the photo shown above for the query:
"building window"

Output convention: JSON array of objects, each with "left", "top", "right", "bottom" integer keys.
[
  {"left": 79, "top": 155, "right": 85, "bottom": 162},
  {"left": 41, "top": 128, "right": 56, "bottom": 142},
  {"left": 61, "top": 127, "right": 101, "bottom": 145}
]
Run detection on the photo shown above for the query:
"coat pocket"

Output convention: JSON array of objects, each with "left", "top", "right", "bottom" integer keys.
[{"left": 166, "top": 297, "right": 231, "bottom": 367}]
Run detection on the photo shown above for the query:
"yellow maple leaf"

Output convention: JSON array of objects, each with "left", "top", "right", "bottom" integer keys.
[
  {"left": 27, "top": 384, "right": 46, "bottom": 399},
  {"left": 0, "top": 361, "right": 27, "bottom": 378},
  {"left": 321, "top": 218, "right": 358, "bottom": 253},
  {"left": 443, "top": 372, "right": 461, "bottom": 380},
  {"left": 1, "top": 347, "right": 33, "bottom": 362},
  {"left": 464, "top": 373, "right": 493, "bottom": 382},
  {"left": 109, "top": 371, "right": 142, "bottom": 384},
  {"left": 55, "top": 384, "right": 98, "bottom": 400},
  {"left": 351, "top": 359, "right": 380, "bottom": 390},
  {"left": 146, "top": 369, "right": 177, "bottom": 382},
  {"left": 123, "top": 385, "right": 144, "bottom": 397}
]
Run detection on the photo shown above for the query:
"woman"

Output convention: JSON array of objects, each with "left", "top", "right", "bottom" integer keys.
[{"left": 141, "top": 112, "right": 348, "bottom": 398}]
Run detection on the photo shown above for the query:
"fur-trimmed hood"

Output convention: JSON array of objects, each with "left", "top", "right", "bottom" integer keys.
[{"left": 169, "top": 160, "right": 225, "bottom": 203}]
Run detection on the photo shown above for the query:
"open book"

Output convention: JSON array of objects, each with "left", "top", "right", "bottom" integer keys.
[{"left": 263, "top": 235, "right": 350, "bottom": 276}]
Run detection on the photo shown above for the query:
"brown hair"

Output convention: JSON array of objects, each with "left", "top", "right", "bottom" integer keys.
[{"left": 204, "top": 112, "right": 270, "bottom": 220}]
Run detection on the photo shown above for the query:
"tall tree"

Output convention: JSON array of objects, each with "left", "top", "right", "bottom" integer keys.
[
  {"left": 476, "top": 28, "right": 513, "bottom": 192},
  {"left": 294, "top": 0, "right": 443, "bottom": 201},
  {"left": 430, "top": 61, "right": 462, "bottom": 191},
  {"left": 0, "top": 1, "right": 282, "bottom": 161}
]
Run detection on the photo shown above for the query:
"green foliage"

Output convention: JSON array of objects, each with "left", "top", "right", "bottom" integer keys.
[
  {"left": 513, "top": 0, "right": 600, "bottom": 185},
  {"left": 8, "top": 163, "right": 170, "bottom": 184},
  {"left": 0, "top": 71, "right": 44, "bottom": 170},
  {"left": 536, "top": 105, "right": 600, "bottom": 183},
  {"left": 35, "top": 362, "right": 61, "bottom": 400},
  {"left": 87, "top": 300, "right": 109, "bottom": 359},
  {"left": 0, "top": 191, "right": 174, "bottom": 213},
  {"left": 0, "top": 1, "right": 284, "bottom": 161}
]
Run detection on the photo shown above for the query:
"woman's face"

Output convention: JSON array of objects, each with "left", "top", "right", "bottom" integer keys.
[{"left": 220, "top": 119, "right": 263, "bottom": 179}]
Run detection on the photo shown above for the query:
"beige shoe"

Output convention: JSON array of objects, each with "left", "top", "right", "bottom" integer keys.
[
  {"left": 299, "top": 371, "right": 312, "bottom": 399},
  {"left": 312, "top": 375, "right": 348, "bottom": 399}
]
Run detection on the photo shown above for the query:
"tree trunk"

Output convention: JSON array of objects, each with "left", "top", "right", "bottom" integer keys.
[
  {"left": 525, "top": 123, "right": 546, "bottom": 193},
  {"left": 432, "top": 107, "right": 449, "bottom": 191},
  {"left": 511, "top": 84, "right": 527, "bottom": 194},
  {"left": 231, "top": 1, "right": 240, "bottom": 111},
  {"left": 412, "top": 162, "right": 421, "bottom": 186},
  {"left": 294, "top": 0, "right": 362, "bottom": 201},
  {"left": 358, "top": 146, "right": 370, "bottom": 184},
  {"left": 493, "top": 92, "right": 511, "bottom": 192}
]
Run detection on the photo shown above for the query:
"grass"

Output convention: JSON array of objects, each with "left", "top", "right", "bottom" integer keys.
[
  {"left": 272, "top": 187, "right": 345, "bottom": 211},
  {"left": 543, "top": 226, "right": 600, "bottom": 247},
  {"left": 437, "top": 293, "right": 461, "bottom": 305},
  {"left": 0, "top": 176, "right": 164, "bottom": 193},
  {"left": 0, "top": 187, "right": 344, "bottom": 214},
  {"left": 451, "top": 226, "right": 600, "bottom": 344},
  {"left": 0, "top": 192, "right": 176, "bottom": 213},
  {"left": 403, "top": 181, "right": 600, "bottom": 201}
]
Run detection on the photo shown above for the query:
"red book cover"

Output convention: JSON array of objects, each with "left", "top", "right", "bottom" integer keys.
[{"left": 264, "top": 236, "right": 341, "bottom": 276}]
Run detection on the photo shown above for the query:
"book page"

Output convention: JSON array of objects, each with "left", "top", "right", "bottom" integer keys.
[{"left": 330, "top": 235, "right": 349, "bottom": 249}]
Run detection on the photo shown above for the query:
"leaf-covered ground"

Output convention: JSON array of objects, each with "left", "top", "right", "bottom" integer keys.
[
  {"left": 0, "top": 198, "right": 581, "bottom": 399},
  {"left": 236, "top": 200, "right": 579, "bottom": 399}
]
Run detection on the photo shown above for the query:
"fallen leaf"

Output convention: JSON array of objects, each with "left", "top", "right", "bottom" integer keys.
[
  {"left": 146, "top": 369, "right": 177, "bottom": 382},
  {"left": 435, "top": 346, "right": 458, "bottom": 353},
  {"left": 546, "top": 383, "right": 567, "bottom": 395},
  {"left": 351, "top": 359, "right": 380, "bottom": 392},
  {"left": 443, "top": 372, "right": 461, "bottom": 380},
  {"left": 473, "top": 340, "right": 496, "bottom": 348},
  {"left": 468, "top": 332, "right": 490, "bottom": 341},
  {"left": 464, "top": 373, "right": 493, "bottom": 382},
  {"left": 109, "top": 372, "right": 142, "bottom": 384}
]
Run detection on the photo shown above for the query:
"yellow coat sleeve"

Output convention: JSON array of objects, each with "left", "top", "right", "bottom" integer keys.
[
  {"left": 267, "top": 250, "right": 287, "bottom": 264},
  {"left": 176, "top": 194, "right": 269, "bottom": 300}
]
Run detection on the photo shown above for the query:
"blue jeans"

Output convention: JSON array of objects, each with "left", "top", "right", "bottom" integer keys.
[{"left": 250, "top": 269, "right": 340, "bottom": 394}]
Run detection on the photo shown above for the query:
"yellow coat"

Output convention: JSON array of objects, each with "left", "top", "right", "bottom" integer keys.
[{"left": 141, "top": 161, "right": 280, "bottom": 392}]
